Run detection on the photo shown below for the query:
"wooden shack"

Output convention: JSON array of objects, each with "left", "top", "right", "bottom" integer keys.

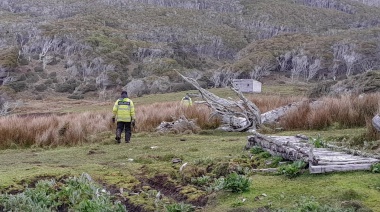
[{"left": 232, "top": 79, "right": 262, "bottom": 93}]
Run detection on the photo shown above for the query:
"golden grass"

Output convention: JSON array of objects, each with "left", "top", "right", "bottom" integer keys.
[
  {"left": 3, "top": 92, "right": 379, "bottom": 148},
  {"left": 280, "top": 93, "right": 380, "bottom": 130},
  {"left": 0, "top": 112, "right": 112, "bottom": 149},
  {"left": 0, "top": 102, "right": 218, "bottom": 148},
  {"left": 137, "top": 102, "right": 219, "bottom": 132},
  {"left": 250, "top": 95, "right": 305, "bottom": 113}
]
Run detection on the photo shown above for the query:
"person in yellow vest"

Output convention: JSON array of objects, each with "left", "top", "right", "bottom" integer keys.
[
  {"left": 112, "top": 91, "right": 135, "bottom": 143},
  {"left": 180, "top": 93, "right": 193, "bottom": 107}
]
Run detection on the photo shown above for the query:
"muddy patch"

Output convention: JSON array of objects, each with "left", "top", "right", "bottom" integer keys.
[{"left": 142, "top": 174, "right": 208, "bottom": 207}]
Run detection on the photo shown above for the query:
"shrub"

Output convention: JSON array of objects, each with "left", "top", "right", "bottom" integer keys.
[
  {"left": 67, "top": 94, "right": 84, "bottom": 99},
  {"left": 81, "top": 83, "right": 97, "bottom": 93},
  {"left": 206, "top": 177, "right": 225, "bottom": 192},
  {"left": 44, "top": 79, "right": 53, "bottom": 85},
  {"left": 278, "top": 161, "right": 306, "bottom": 178},
  {"left": 49, "top": 72, "right": 57, "bottom": 78},
  {"left": 55, "top": 79, "right": 79, "bottom": 93},
  {"left": 0, "top": 173, "right": 126, "bottom": 212},
  {"left": 257, "top": 151, "right": 271, "bottom": 159},
  {"left": 190, "top": 175, "right": 211, "bottom": 187},
  {"left": 250, "top": 146, "right": 264, "bottom": 154},
  {"left": 293, "top": 197, "right": 358, "bottom": 212},
  {"left": 223, "top": 172, "right": 251, "bottom": 193},
  {"left": 310, "top": 136, "right": 325, "bottom": 148},
  {"left": 37, "top": 71, "right": 48, "bottom": 79},
  {"left": 26, "top": 72, "right": 40, "bottom": 83},
  {"left": 34, "top": 66, "right": 44, "bottom": 72},
  {"left": 164, "top": 202, "right": 195, "bottom": 212},
  {"left": 35, "top": 84, "right": 47, "bottom": 92},
  {"left": 7, "top": 81, "right": 27, "bottom": 92},
  {"left": 371, "top": 163, "right": 380, "bottom": 173}
]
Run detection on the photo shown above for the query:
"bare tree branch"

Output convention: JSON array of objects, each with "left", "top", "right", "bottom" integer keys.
[{"left": 177, "top": 71, "right": 261, "bottom": 132}]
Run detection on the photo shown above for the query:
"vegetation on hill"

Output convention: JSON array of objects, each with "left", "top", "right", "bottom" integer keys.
[{"left": 1, "top": 0, "right": 380, "bottom": 101}]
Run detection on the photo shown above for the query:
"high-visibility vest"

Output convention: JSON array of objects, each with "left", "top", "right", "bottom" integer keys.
[
  {"left": 181, "top": 96, "right": 192, "bottom": 106},
  {"left": 113, "top": 98, "right": 135, "bottom": 122}
]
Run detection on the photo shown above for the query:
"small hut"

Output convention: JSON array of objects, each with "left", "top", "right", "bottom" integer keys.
[{"left": 232, "top": 79, "right": 262, "bottom": 93}]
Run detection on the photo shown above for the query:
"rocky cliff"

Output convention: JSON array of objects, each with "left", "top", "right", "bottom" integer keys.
[{"left": 0, "top": 0, "right": 380, "bottom": 98}]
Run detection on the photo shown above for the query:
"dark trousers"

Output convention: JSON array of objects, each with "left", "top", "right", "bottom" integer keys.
[{"left": 116, "top": 122, "right": 131, "bottom": 142}]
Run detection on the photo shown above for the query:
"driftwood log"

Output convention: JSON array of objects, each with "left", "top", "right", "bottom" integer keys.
[
  {"left": 178, "top": 72, "right": 261, "bottom": 132},
  {"left": 246, "top": 133, "right": 380, "bottom": 173},
  {"left": 246, "top": 133, "right": 318, "bottom": 165}
]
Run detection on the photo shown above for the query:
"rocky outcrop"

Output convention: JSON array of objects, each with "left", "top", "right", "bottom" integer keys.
[{"left": 301, "top": 0, "right": 356, "bottom": 14}]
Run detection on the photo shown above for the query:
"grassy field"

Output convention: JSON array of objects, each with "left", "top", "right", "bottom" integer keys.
[
  {"left": 1, "top": 131, "right": 379, "bottom": 211},
  {"left": 1, "top": 85, "right": 380, "bottom": 211}
]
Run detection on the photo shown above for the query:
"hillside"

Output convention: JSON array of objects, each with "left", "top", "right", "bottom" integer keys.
[{"left": 1, "top": 0, "right": 380, "bottom": 101}]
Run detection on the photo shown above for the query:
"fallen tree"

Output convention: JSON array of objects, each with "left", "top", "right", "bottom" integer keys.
[{"left": 178, "top": 72, "right": 261, "bottom": 132}]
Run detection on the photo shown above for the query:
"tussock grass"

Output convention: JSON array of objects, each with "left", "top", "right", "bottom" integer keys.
[
  {"left": 250, "top": 95, "right": 305, "bottom": 113},
  {"left": 0, "top": 112, "right": 112, "bottom": 149},
  {"left": 0, "top": 102, "right": 218, "bottom": 148},
  {"left": 280, "top": 93, "right": 380, "bottom": 130},
  {"left": 3, "top": 92, "right": 380, "bottom": 148},
  {"left": 138, "top": 102, "right": 219, "bottom": 132}
]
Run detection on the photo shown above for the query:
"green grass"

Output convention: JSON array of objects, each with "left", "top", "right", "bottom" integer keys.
[{"left": 1, "top": 130, "right": 379, "bottom": 211}]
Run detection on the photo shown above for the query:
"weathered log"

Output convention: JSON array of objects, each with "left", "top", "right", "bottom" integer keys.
[
  {"left": 177, "top": 71, "right": 261, "bottom": 132},
  {"left": 323, "top": 143, "right": 380, "bottom": 160},
  {"left": 246, "top": 133, "right": 380, "bottom": 174},
  {"left": 252, "top": 168, "right": 278, "bottom": 173},
  {"left": 246, "top": 133, "right": 318, "bottom": 164},
  {"left": 309, "top": 164, "right": 373, "bottom": 174}
]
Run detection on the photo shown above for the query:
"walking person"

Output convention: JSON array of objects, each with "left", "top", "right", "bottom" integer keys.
[
  {"left": 180, "top": 93, "right": 193, "bottom": 107},
  {"left": 112, "top": 91, "right": 135, "bottom": 143}
]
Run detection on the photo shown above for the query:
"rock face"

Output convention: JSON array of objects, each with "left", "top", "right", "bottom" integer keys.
[
  {"left": 306, "top": 70, "right": 380, "bottom": 97},
  {"left": 372, "top": 114, "right": 380, "bottom": 132},
  {"left": 2, "top": 0, "right": 380, "bottom": 98}
]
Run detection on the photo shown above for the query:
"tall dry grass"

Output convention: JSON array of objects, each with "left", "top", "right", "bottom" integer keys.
[
  {"left": 0, "top": 102, "right": 219, "bottom": 148},
  {"left": 0, "top": 112, "right": 113, "bottom": 149},
  {"left": 249, "top": 95, "right": 306, "bottom": 113},
  {"left": 280, "top": 93, "right": 380, "bottom": 130},
  {"left": 136, "top": 102, "right": 219, "bottom": 132},
  {"left": 3, "top": 93, "right": 378, "bottom": 148}
]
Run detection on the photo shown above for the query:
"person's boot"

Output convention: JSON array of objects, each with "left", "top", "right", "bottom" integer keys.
[
  {"left": 115, "top": 129, "right": 121, "bottom": 143},
  {"left": 125, "top": 140, "right": 130, "bottom": 143}
]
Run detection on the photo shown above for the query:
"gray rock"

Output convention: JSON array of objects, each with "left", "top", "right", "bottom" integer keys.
[{"left": 372, "top": 114, "right": 380, "bottom": 132}]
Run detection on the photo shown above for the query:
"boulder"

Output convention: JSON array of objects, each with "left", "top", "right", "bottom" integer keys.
[{"left": 372, "top": 114, "right": 380, "bottom": 132}]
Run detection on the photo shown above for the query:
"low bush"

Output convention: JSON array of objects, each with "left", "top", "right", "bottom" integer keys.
[
  {"left": 35, "top": 84, "right": 47, "bottom": 92},
  {"left": 190, "top": 175, "right": 211, "bottom": 187},
  {"left": 55, "top": 79, "right": 79, "bottom": 93},
  {"left": 67, "top": 94, "right": 84, "bottom": 99},
  {"left": 278, "top": 161, "right": 306, "bottom": 178},
  {"left": 165, "top": 202, "right": 195, "bottom": 212},
  {"left": 223, "top": 172, "right": 251, "bottom": 193},
  {"left": 250, "top": 146, "right": 264, "bottom": 154},
  {"left": 48, "top": 72, "right": 57, "bottom": 78},
  {"left": 371, "top": 163, "right": 380, "bottom": 173},
  {"left": 34, "top": 66, "right": 44, "bottom": 72},
  {"left": 0, "top": 173, "right": 126, "bottom": 212},
  {"left": 7, "top": 81, "right": 27, "bottom": 92},
  {"left": 26, "top": 72, "right": 40, "bottom": 83},
  {"left": 292, "top": 197, "right": 359, "bottom": 212},
  {"left": 310, "top": 136, "right": 325, "bottom": 148}
]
